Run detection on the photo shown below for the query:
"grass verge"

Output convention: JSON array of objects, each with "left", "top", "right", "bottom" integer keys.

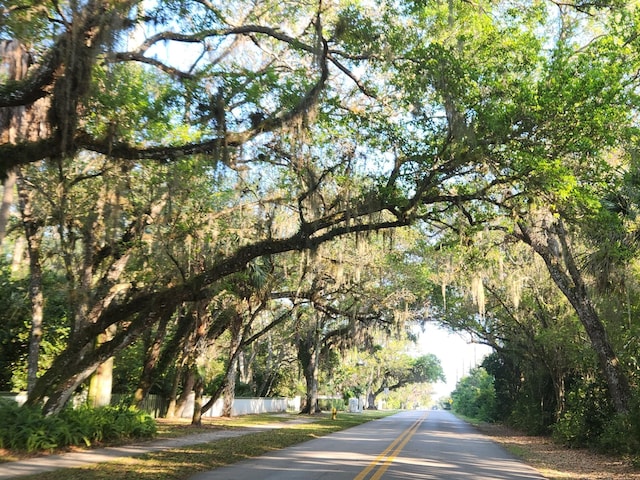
[{"left": 12, "top": 411, "right": 395, "bottom": 480}]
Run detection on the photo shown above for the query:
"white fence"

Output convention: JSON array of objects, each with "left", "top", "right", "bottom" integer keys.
[
  {"left": 1, "top": 392, "right": 301, "bottom": 418},
  {"left": 180, "top": 394, "right": 301, "bottom": 418}
]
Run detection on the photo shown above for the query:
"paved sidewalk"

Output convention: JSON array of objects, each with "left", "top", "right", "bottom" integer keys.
[{"left": 0, "top": 420, "right": 309, "bottom": 479}]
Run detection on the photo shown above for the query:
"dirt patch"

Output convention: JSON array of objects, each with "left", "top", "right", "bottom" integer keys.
[{"left": 476, "top": 423, "right": 640, "bottom": 480}]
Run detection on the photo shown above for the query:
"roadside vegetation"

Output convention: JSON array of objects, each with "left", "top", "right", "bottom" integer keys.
[
  {"left": 453, "top": 366, "right": 640, "bottom": 474},
  {"left": 0, "top": 399, "right": 156, "bottom": 454},
  {"left": 477, "top": 422, "right": 640, "bottom": 480},
  {"left": 2, "top": 411, "right": 394, "bottom": 480},
  {"left": 3, "top": 0, "right": 640, "bottom": 464}
]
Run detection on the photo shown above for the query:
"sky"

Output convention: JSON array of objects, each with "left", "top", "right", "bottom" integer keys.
[{"left": 417, "top": 323, "right": 494, "bottom": 399}]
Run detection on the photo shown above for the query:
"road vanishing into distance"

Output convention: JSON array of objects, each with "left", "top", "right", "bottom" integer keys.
[{"left": 189, "top": 409, "right": 546, "bottom": 480}]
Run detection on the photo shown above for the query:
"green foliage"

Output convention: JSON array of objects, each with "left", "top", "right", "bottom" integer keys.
[
  {"left": 483, "top": 352, "right": 558, "bottom": 435},
  {"left": 451, "top": 367, "right": 497, "bottom": 422},
  {"left": 0, "top": 261, "right": 70, "bottom": 391},
  {"left": 596, "top": 408, "right": 640, "bottom": 455},
  {"left": 0, "top": 1, "right": 52, "bottom": 43},
  {"left": 411, "top": 353, "right": 446, "bottom": 383},
  {"left": 0, "top": 263, "right": 30, "bottom": 390},
  {"left": 552, "top": 376, "right": 640, "bottom": 455},
  {"left": 0, "top": 400, "right": 156, "bottom": 453},
  {"left": 3, "top": 0, "right": 640, "bottom": 459},
  {"left": 317, "top": 398, "right": 345, "bottom": 411},
  {"left": 86, "top": 63, "right": 186, "bottom": 144},
  {"left": 552, "top": 377, "right": 614, "bottom": 448},
  {"left": 331, "top": 6, "right": 385, "bottom": 55}
]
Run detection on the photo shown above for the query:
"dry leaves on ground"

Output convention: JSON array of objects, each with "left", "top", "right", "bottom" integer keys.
[{"left": 477, "top": 423, "right": 640, "bottom": 480}]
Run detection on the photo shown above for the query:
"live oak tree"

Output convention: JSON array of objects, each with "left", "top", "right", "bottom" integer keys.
[
  {"left": 419, "top": 229, "right": 597, "bottom": 430},
  {"left": 286, "top": 236, "right": 402, "bottom": 414},
  {"left": 5, "top": 0, "right": 356, "bottom": 391},
  {"left": 347, "top": 346, "right": 444, "bottom": 410},
  {"left": 4, "top": 0, "right": 640, "bottom": 426},
  {"left": 385, "top": 0, "right": 640, "bottom": 415},
  {"left": 0, "top": 39, "right": 49, "bottom": 395},
  {"left": 1, "top": 0, "right": 425, "bottom": 414}
]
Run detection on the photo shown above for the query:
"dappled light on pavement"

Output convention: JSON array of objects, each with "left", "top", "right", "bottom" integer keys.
[{"left": 189, "top": 410, "right": 546, "bottom": 480}]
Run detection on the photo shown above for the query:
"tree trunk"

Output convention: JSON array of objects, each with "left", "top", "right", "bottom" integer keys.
[
  {"left": 221, "top": 366, "right": 236, "bottom": 417},
  {"left": 17, "top": 172, "right": 44, "bottom": 395},
  {"left": 10, "top": 236, "right": 26, "bottom": 273},
  {"left": 1, "top": 39, "right": 50, "bottom": 395},
  {"left": 192, "top": 377, "right": 204, "bottom": 426},
  {"left": 257, "top": 341, "right": 282, "bottom": 397},
  {"left": 18, "top": 171, "right": 44, "bottom": 393},
  {"left": 87, "top": 324, "right": 117, "bottom": 407},
  {"left": 0, "top": 39, "right": 50, "bottom": 146},
  {"left": 238, "top": 348, "right": 256, "bottom": 386},
  {"left": 516, "top": 217, "right": 631, "bottom": 413},
  {"left": 31, "top": 189, "right": 168, "bottom": 412},
  {"left": 297, "top": 328, "right": 321, "bottom": 415},
  {"left": 367, "top": 391, "right": 377, "bottom": 409},
  {"left": 174, "top": 368, "right": 196, "bottom": 419},
  {"left": 40, "top": 360, "right": 101, "bottom": 415},
  {"left": 133, "top": 311, "right": 172, "bottom": 407},
  {"left": 222, "top": 314, "right": 242, "bottom": 417},
  {"left": 26, "top": 297, "right": 181, "bottom": 414},
  {"left": 25, "top": 200, "right": 398, "bottom": 413},
  {"left": 165, "top": 364, "right": 184, "bottom": 419},
  {"left": 87, "top": 356, "right": 114, "bottom": 407},
  {"left": 0, "top": 170, "right": 16, "bottom": 246}
]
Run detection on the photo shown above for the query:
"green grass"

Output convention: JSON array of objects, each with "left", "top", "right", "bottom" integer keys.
[
  {"left": 152, "top": 412, "right": 300, "bottom": 438},
  {"left": 11, "top": 411, "right": 396, "bottom": 480}
]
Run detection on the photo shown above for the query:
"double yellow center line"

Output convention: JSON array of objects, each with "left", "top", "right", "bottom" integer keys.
[{"left": 354, "top": 412, "right": 428, "bottom": 480}]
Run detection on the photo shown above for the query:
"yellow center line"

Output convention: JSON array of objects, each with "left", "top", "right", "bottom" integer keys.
[{"left": 354, "top": 412, "right": 427, "bottom": 480}]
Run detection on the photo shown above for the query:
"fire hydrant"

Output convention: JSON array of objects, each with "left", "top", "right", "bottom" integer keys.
[{"left": 332, "top": 407, "right": 337, "bottom": 420}]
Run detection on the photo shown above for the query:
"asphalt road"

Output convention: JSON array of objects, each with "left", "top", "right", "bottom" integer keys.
[{"left": 188, "top": 409, "right": 546, "bottom": 480}]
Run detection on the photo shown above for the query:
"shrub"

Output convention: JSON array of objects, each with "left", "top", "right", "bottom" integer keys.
[
  {"left": 596, "top": 412, "right": 639, "bottom": 454},
  {"left": 100, "top": 406, "right": 157, "bottom": 441},
  {"left": 595, "top": 396, "right": 640, "bottom": 455},
  {"left": 0, "top": 399, "right": 58, "bottom": 452},
  {"left": 552, "top": 378, "right": 613, "bottom": 448},
  {"left": 451, "top": 367, "right": 497, "bottom": 422},
  {"left": 0, "top": 399, "right": 156, "bottom": 452},
  {"left": 507, "top": 396, "right": 554, "bottom": 436},
  {"left": 318, "top": 398, "right": 345, "bottom": 411}
]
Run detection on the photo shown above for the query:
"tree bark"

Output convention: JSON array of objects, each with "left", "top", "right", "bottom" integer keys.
[
  {"left": 190, "top": 299, "right": 210, "bottom": 425},
  {"left": 87, "top": 351, "right": 114, "bottom": 407},
  {"left": 192, "top": 376, "right": 204, "bottom": 426},
  {"left": 0, "top": 170, "right": 16, "bottom": 246},
  {"left": 297, "top": 325, "right": 321, "bottom": 415},
  {"left": 133, "top": 310, "right": 172, "bottom": 407},
  {"left": 515, "top": 216, "right": 631, "bottom": 413},
  {"left": 82, "top": 194, "right": 117, "bottom": 408},
  {"left": 222, "top": 313, "right": 243, "bottom": 417},
  {"left": 165, "top": 367, "right": 182, "bottom": 419},
  {"left": 29, "top": 298, "right": 181, "bottom": 414},
  {"left": 87, "top": 323, "right": 118, "bottom": 408},
  {"left": 177, "top": 368, "right": 197, "bottom": 419},
  {"left": 27, "top": 190, "right": 168, "bottom": 413},
  {"left": 16, "top": 172, "right": 44, "bottom": 395},
  {"left": 0, "top": 40, "right": 51, "bottom": 147},
  {"left": 1, "top": 39, "right": 50, "bottom": 394},
  {"left": 221, "top": 366, "right": 236, "bottom": 418}
]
